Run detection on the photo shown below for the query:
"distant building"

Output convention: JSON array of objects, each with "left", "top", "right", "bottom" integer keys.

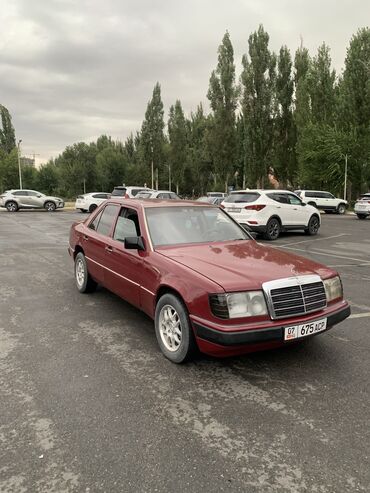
[{"left": 20, "top": 157, "right": 35, "bottom": 167}]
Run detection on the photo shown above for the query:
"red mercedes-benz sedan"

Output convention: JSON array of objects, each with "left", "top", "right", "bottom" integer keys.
[{"left": 68, "top": 199, "right": 350, "bottom": 363}]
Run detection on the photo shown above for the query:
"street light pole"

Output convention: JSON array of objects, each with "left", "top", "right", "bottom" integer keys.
[
  {"left": 17, "top": 139, "right": 23, "bottom": 189},
  {"left": 150, "top": 144, "right": 154, "bottom": 189},
  {"left": 344, "top": 154, "right": 348, "bottom": 201},
  {"left": 168, "top": 164, "right": 171, "bottom": 191}
]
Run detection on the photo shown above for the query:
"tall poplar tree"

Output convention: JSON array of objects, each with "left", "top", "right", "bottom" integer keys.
[
  {"left": 168, "top": 100, "right": 188, "bottom": 194},
  {"left": 241, "top": 25, "right": 276, "bottom": 187},
  {"left": 207, "top": 31, "right": 239, "bottom": 192},
  {"left": 140, "top": 83, "right": 165, "bottom": 188},
  {"left": 0, "top": 105, "right": 16, "bottom": 154}
]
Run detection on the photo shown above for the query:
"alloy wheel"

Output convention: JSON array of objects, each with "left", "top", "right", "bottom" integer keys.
[
  {"left": 75, "top": 258, "right": 85, "bottom": 287},
  {"left": 158, "top": 305, "right": 182, "bottom": 352}
]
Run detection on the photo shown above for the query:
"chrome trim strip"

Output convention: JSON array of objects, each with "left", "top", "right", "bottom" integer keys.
[
  {"left": 69, "top": 243, "right": 75, "bottom": 253},
  {"left": 85, "top": 256, "right": 140, "bottom": 287},
  {"left": 141, "top": 286, "right": 155, "bottom": 296}
]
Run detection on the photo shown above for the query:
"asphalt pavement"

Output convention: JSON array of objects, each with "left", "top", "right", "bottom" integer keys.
[{"left": 0, "top": 210, "right": 369, "bottom": 492}]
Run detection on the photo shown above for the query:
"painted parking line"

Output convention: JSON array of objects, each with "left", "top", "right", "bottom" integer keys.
[
  {"left": 349, "top": 312, "right": 370, "bottom": 319},
  {"left": 277, "top": 233, "right": 350, "bottom": 248},
  {"left": 278, "top": 245, "right": 370, "bottom": 264}
]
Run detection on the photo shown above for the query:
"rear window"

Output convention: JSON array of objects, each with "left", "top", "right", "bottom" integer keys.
[
  {"left": 111, "top": 187, "right": 126, "bottom": 196},
  {"left": 224, "top": 192, "right": 260, "bottom": 203},
  {"left": 131, "top": 188, "right": 148, "bottom": 197}
]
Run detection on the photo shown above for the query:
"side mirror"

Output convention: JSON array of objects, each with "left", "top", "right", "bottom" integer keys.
[
  {"left": 301, "top": 202, "right": 306, "bottom": 206},
  {"left": 124, "top": 236, "right": 145, "bottom": 251},
  {"left": 248, "top": 231, "right": 258, "bottom": 240},
  {"left": 37, "top": 194, "right": 42, "bottom": 198}
]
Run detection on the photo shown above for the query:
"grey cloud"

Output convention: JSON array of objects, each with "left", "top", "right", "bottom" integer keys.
[{"left": 0, "top": 0, "right": 367, "bottom": 163}]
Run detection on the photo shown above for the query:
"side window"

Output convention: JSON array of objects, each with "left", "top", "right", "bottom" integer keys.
[
  {"left": 28, "top": 191, "right": 39, "bottom": 197},
  {"left": 96, "top": 205, "right": 119, "bottom": 236},
  {"left": 93, "top": 193, "right": 109, "bottom": 199},
  {"left": 89, "top": 210, "right": 103, "bottom": 231},
  {"left": 305, "top": 191, "right": 315, "bottom": 198},
  {"left": 13, "top": 190, "right": 28, "bottom": 196},
  {"left": 267, "top": 193, "right": 288, "bottom": 204},
  {"left": 287, "top": 194, "right": 302, "bottom": 205},
  {"left": 113, "top": 207, "right": 141, "bottom": 242},
  {"left": 323, "top": 192, "right": 334, "bottom": 199}
]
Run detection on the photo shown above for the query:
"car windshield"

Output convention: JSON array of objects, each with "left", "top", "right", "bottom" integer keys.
[
  {"left": 224, "top": 192, "right": 260, "bottom": 203},
  {"left": 111, "top": 188, "right": 126, "bottom": 196},
  {"left": 145, "top": 206, "right": 250, "bottom": 247}
]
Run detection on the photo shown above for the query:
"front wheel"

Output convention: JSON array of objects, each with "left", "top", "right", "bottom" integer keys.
[
  {"left": 6, "top": 201, "right": 18, "bottom": 212},
  {"left": 305, "top": 215, "right": 320, "bottom": 235},
  {"left": 45, "top": 201, "right": 56, "bottom": 212},
  {"left": 356, "top": 214, "right": 367, "bottom": 220},
  {"left": 337, "top": 203, "right": 346, "bottom": 215},
  {"left": 89, "top": 204, "right": 98, "bottom": 213},
  {"left": 155, "top": 293, "right": 197, "bottom": 363},
  {"left": 74, "top": 252, "right": 97, "bottom": 293},
  {"left": 264, "top": 218, "right": 281, "bottom": 241}
]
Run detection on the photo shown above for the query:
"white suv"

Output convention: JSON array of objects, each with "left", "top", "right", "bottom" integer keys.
[
  {"left": 75, "top": 192, "right": 110, "bottom": 213},
  {"left": 354, "top": 193, "right": 370, "bottom": 219},
  {"left": 295, "top": 190, "right": 347, "bottom": 214},
  {"left": 111, "top": 186, "right": 153, "bottom": 198},
  {"left": 222, "top": 190, "right": 320, "bottom": 240},
  {"left": 0, "top": 189, "right": 64, "bottom": 212}
]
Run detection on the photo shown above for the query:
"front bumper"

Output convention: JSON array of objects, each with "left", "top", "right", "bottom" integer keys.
[{"left": 192, "top": 303, "right": 350, "bottom": 347}]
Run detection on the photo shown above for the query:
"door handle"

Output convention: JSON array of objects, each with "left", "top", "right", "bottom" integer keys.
[{"left": 105, "top": 246, "right": 113, "bottom": 253}]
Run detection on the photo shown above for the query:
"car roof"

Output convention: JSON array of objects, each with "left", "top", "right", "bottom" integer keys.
[
  {"left": 107, "top": 198, "right": 213, "bottom": 208},
  {"left": 228, "top": 189, "right": 297, "bottom": 194}
]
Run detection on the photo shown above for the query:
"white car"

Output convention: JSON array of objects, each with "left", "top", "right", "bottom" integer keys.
[
  {"left": 111, "top": 186, "right": 154, "bottom": 198},
  {"left": 75, "top": 192, "right": 111, "bottom": 213},
  {"left": 0, "top": 189, "right": 64, "bottom": 212},
  {"left": 222, "top": 190, "right": 321, "bottom": 240},
  {"left": 135, "top": 190, "right": 180, "bottom": 200},
  {"left": 354, "top": 193, "right": 370, "bottom": 219},
  {"left": 295, "top": 190, "right": 347, "bottom": 214}
]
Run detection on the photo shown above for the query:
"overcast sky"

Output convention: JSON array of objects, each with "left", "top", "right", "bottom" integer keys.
[{"left": 0, "top": 0, "right": 368, "bottom": 164}]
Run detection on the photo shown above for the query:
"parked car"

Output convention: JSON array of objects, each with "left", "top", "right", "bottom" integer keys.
[
  {"left": 75, "top": 192, "right": 111, "bottom": 213},
  {"left": 354, "top": 193, "right": 370, "bottom": 219},
  {"left": 295, "top": 190, "right": 347, "bottom": 214},
  {"left": 69, "top": 198, "right": 350, "bottom": 363},
  {"left": 111, "top": 186, "right": 153, "bottom": 198},
  {"left": 196, "top": 196, "right": 215, "bottom": 203},
  {"left": 0, "top": 189, "right": 64, "bottom": 212},
  {"left": 221, "top": 190, "right": 320, "bottom": 240},
  {"left": 135, "top": 190, "right": 180, "bottom": 200},
  {"left": 207, "top": 192, "right": 226, "bottom": 198}
]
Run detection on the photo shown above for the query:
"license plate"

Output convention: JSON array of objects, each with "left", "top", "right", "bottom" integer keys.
[
  {"left": 227, "top": 208, "right": 241, "bottom": 213},
  {"left": 356, "top": 205, "right": 366, "bottom": 209},
  {"left": 284, "top": 318, "right": 327, "bottom": 341}
]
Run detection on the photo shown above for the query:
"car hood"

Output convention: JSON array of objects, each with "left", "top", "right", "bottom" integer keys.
[{"left": 157, "top": 241, "right": 334, "bottom": 291}]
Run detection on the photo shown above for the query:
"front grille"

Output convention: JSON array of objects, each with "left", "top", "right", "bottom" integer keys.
[{"left": 263, "top": 276, "right": 327, "bottom": 320}]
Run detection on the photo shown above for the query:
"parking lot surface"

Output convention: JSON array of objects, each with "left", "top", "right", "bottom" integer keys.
[{"left": 0, "top": 211, "right": 369, "bottom": 492}]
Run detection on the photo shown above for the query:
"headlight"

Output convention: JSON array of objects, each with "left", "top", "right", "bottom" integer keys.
[
  {"left": 209, "top": 291, "right": 268, "bottom": 319},
  {"left": 323, "top": 276, "right": 343, "bottom": 302}
]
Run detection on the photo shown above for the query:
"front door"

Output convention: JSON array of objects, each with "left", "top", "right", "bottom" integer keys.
[
  {"left": 103, "top": 206, "right": 143, "bottom": 308},
  {"left": 285, "top": 193, "right": 311, "bottom": 225}
]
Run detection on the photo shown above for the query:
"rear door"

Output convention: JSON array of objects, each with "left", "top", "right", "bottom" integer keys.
[
  {"left": 82, "top": 204, "right": 120, "bottom": 284},
  {"left": 12, "top": 190, "right": 29, "bottom": 207}
]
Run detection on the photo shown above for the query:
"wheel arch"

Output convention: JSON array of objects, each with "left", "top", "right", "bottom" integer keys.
[
  {"left": 44, "top": 200, "right": 56, "bottom": 207},
  {"left": 73, "top": 244, "right": 85, "bottom": 259},
  {"left": 155, "top": 285, "right": 187, "bottom": 308}
]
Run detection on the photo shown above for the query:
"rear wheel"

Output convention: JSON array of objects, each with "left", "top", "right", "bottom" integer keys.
[
  {"left": 6, "top": 201, "right": 18, "bottom": 212},
  {"left": 337, "top": 203, "right": 346, "bottom": 215},
  {"left": 74, "top": 252, "right": 97, "bottom": 293},
  {"left": 45, "top": 201, "right": 56, "bottom": 212},
  {"left": 155, "top": 293, "right": 197, "bottom": 363},
  {"left": 356, "top": 214, "right": 367, "bottom": 220},
  {"left": 263, "top": 218, "right": 281, "bottom": 241},
  {"left": 89, "top": 203, "right": 98, "bottom": 213},
  {"left": 305, "top": 215, "right": 320, "bottom": 235}
]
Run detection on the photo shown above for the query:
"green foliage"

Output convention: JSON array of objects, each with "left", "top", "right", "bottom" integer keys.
[
  {"left": 207, "top": 31, "right": 239, "bottom": 191},
  {"left": 0, "top": 105, "right": 16, "bottom": 154},
  {"left": 241, "top": 25, "right": 276, "bottom": 188},
  {"left": 168, "top": 100, "right": 188, "bottom": 193}
]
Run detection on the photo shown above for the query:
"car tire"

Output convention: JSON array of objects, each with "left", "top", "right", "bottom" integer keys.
[
  {"left": 89, "top": 204, "right": 98, "bottom": 213},
  {"left": 263, "top": 218, "right": 281, "bottom": 241},
  {"left": 6, "top": 201, "right": 18, "bottom": 212},
  {"left": 74, "top": 252, "right": 97, "bottom": 293},
  {"left": 155, "top": 293, "right": 197, "bottom": 363},
  {"left": 356, "top": 214, "right": 367, "bottom": 220},
  {"left": 305, "top": 215, "right": 320, "bottom": 235},
  {"left": 45, "top": 201, "right": 56, "bottom": 212},
  {"left": 337, "top": 203, "right": 346, "bottom": 215}
]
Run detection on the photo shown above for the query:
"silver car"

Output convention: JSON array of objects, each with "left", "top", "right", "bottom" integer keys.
[{"left": 0, "top": 189, "right": 64, "bottom": 212}]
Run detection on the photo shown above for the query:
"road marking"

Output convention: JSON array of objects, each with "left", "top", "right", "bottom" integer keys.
[
  {"left": 278, "top": 233, "right": 350, "bottom": 248},
  {"left": 349, "top": 312, "right": 370, "bottom": 319},
  {"left": 279, "top": 245, "right": 369, "bottom": 264}
]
